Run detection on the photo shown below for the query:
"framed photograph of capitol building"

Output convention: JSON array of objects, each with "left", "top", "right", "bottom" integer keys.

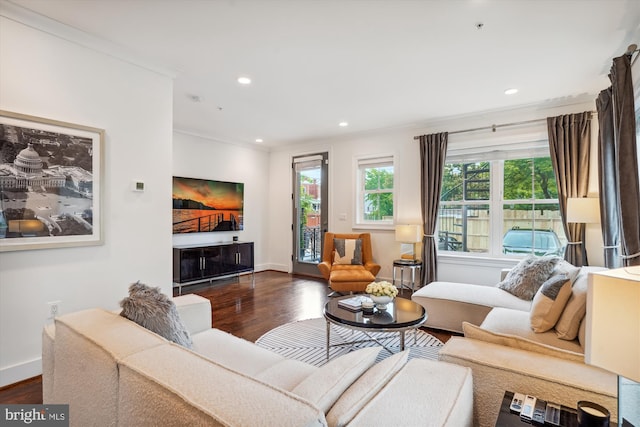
[{"left": 0, "top": 110, "right": 104, "bottom": 252}]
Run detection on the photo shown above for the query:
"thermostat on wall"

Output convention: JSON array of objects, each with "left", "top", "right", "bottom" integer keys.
[{"left": 132, "top": 181, "right": 145, "bottom": 192}]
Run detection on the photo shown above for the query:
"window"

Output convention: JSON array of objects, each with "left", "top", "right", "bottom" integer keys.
[
  {"left": 438, "top": 155, "right": 566, "bottom": 257},
  {"left": 355, "top": 155, "right": 394, "bottom": 227}
]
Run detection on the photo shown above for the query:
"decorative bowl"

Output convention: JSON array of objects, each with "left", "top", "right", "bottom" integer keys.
[{"left": 369, "top": 295, "right": 393, "bottom": 310}]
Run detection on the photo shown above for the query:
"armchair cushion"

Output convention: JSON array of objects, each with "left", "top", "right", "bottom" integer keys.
[{"left": 319, "top": 232, "right": 380, "bottom": 292}]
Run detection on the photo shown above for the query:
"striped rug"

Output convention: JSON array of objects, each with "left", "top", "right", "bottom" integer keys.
[{"left": 255, "top": 317, "right": 443, "bottom": 367}]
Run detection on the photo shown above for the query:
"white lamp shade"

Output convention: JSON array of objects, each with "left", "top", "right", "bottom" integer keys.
[
  {"left": 585, "top": 267, "right": 640, "bottom": 382},
  {"left": 566, "top": 198, "right": 601, "bottom": 224},
  {"left": 395, "top": 224, "right": 422, "bottom": 243}
]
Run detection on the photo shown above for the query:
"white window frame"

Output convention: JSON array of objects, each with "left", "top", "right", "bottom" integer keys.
[
  {"left": 439, "top": 141, "right": 562, "bottom": 259},
  {"left": 353, "top": 154, "right": 396, "bottom": 230}
]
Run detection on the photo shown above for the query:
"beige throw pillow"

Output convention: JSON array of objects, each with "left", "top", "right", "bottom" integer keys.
[
  {"left": 292, "top": 347, "right": 380, "bottom": 412},
  {"left": 530, "top": 275, "right": 572, "bottom": 333},
  {"left": 555, "top": 272, "right": 589, "bottom": 340},
  {"left": 326, "top": 351, "right": 409, "bottom": 427},
  {"left": 462, "top": 322, "right": 583, "bottom": 363}
]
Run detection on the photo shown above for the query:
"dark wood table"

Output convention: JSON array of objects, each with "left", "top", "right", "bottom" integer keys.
[
  {"left": 495, "top": 391, "right": 617, "bottom": 427},
  {"left": 323, "top": 296, "right": 426, "bottom": 360}
]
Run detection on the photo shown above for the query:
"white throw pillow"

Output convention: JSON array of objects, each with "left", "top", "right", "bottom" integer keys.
[{"left": 291, "top": 347, "right": 380, "bottom": 412}]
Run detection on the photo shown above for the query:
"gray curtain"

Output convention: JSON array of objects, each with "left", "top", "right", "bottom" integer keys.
[
  {"left": 419, "top": 132, "right": 448, "bottom": 285},
  {"left": 610, "top": 54, "right": 640, "bottom": 266},
  {"left": 547, "top": 112, "right": 591, "bottom": 267},
  {"left": 596, "top": 88, "right": 621, "bottom": 268}
]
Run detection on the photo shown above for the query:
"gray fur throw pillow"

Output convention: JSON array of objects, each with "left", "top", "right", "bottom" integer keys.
[
  {"left": 498, "top": 255, "right": 561, "bottom": 301},
  {"left": 120, "top": 281, "right": 192, "bottom": 348}
]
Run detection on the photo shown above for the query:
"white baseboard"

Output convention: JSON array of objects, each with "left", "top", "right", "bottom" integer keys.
[
  {"left": 0, "top": 357, "right": 42, "bottom": 388},
  {"left": 261, "top": 263, "right": 289, "bottom": 272}
]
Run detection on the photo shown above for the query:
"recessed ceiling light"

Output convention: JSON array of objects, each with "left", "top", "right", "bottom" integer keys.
[
  {"left": 237, "top": 76, "right": 252, "bottom": 85},
  {"left": 255, "top": 138, "right": 263, "bottom": 143},
  {"left": 504, "top": 88, "right": 518, "bottom": 95},
  {"left": 339, "top": 122, "right": 349, "bottom": 127}
]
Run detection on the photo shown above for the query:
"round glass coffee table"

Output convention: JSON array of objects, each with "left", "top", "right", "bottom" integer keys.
[{"left": 323, "top": 296, "right": 427, "bottom": 360}]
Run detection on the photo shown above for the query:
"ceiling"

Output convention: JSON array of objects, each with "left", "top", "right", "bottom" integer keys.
[{"left": 8, "top": 0, "right": 640, "bottom": 148}]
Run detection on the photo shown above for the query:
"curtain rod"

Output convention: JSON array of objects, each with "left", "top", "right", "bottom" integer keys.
[{"left": 413, "top": 111, "right": 596, "bottom": 140}]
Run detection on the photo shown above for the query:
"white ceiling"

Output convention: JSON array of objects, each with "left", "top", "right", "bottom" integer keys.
[{"left": 8, "top": 0, "right": 640, "bottom": 148}]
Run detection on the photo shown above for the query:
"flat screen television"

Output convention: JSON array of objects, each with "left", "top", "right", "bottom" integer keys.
[{"left": 172, "top": 176, "right": 244, "bottom": 234}]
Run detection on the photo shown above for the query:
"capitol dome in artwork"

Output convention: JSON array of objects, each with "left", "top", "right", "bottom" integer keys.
[{"left": 0, "top": 144, "right": 65, "bottom": 190}]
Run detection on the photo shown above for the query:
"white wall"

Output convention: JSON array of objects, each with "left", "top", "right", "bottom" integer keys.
[
  {"left": 0, "top": 9, "right": 173, "bottom": 386},
  {"left": 172, "top": 132, "right": 270, "bottom": 271},
  {"left": 268, "top": 99, "right": 605, "bottom": 286}
]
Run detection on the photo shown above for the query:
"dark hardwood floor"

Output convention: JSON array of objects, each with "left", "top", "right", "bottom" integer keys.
[{"left": 0, "top": 270, "right": 453, "bottom": 404}]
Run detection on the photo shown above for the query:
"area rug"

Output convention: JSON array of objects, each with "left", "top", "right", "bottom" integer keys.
[{"left": 255, "top": 317, "right": 443, "bottom": 367}]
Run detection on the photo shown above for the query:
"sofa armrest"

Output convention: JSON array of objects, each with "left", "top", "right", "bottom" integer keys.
[
  {"left": 439, "top": 337, "right": 617, "bottom": 427},
  {"left": 500, "top": 268, "right": 511, "bottom": 281},
  {"left": 42, "top": 324, "right": 56, "bottom": 403},
  {"left": 174, "top": 294, "right": 212, "bottom": 335}
]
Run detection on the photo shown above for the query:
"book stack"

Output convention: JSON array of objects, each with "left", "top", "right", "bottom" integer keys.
[{"left": 338, "top": 295, "right": 371, "bottom": 311}]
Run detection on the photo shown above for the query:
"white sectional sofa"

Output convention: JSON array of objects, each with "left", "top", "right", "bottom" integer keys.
[
  {"left": 42, "top": 293, "right": 474, "bottom": 427},
  {"left": 411, "top": 264, "right": 618, "bottom": 427}
]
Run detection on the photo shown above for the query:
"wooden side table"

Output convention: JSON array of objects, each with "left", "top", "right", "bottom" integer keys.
[{"left": 392, "top": 259, "right": 422, "bottom": 293}]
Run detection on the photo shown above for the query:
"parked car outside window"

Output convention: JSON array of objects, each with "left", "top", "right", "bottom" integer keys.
[{"left": 502, "top": 228, "right": 564, "bottom": 257}]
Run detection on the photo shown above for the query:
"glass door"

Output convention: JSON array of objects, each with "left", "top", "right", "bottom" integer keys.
[{"left": 292, "top": 153, "right": 328, "bottom": 276}]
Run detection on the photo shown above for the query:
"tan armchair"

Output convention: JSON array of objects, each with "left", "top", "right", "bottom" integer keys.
[{"left": 317, "top": 232, "right": 381, "bottom": 293}]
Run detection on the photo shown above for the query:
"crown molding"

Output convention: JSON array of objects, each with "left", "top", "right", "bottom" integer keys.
[
  {"left": 0, "top": 0, "right": 176, "bottom": 79},
  {"left": 173, "top": 128, "right": 270, "bottom": 153}
]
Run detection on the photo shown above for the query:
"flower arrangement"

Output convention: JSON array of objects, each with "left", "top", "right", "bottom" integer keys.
[{"left": 365, "top": 281, "right": 398, "bottom": 298}]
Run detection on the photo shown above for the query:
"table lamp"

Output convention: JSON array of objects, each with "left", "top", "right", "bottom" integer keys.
[
  {"left": 585, "top": 267, "right": 640, "bottom": 426},
  {"left": 566, "top": 197, "right": 601, "bottom": 266},
  {"left": 395, "top": 224, "right": 422, "bottom": 260}
]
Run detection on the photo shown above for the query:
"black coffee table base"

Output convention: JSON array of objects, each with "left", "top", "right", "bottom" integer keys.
[{"left": 324, "top": 319, "right": 421, "bottom": 360}]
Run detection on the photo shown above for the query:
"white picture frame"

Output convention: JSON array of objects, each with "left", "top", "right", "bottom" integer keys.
[{"left": 0, "top": 110, "right": 104, "bottom": 252}]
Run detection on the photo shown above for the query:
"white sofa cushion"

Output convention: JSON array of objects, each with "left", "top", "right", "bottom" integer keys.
[
  {"left": 326, "top": 350, "right": 409, "bottom": 427},
  {"left": 347, "top": 359, "right": 473, "bottom": 427},
  {"left": 255, "top": 359, "right": 317, "bottom": 391},
  {"left": 292, "top": 347, "right": 380, "bottom": 412},
  {"left": 119, "top": 343, "right": 327, "bottom": 427},
  {"left": 191, "top": 328, "right": 285, "bottom": 377},
  {"left": 412, "top": 281, "right": 531, "bottom": 333},
  {"left": 474, "top": 309, "right": 584, "bottom": 356}
]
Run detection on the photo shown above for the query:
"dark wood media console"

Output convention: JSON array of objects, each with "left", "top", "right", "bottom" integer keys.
[{"left": 173, "top": 242, "right": 254, "bottom": 294}]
